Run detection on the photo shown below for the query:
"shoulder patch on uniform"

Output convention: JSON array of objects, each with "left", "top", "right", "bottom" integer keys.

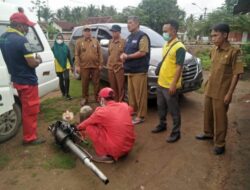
[{"left": 24, "top": 42, "right": 32, "bottom": 52}]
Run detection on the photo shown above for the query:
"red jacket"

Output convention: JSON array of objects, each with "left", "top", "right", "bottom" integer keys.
[{"left": 77, "top": 101, "right": 135, "bottom": 160}]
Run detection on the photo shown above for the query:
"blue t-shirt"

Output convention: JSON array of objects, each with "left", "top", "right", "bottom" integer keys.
[{"left": 0, "top": 29, "right": 38, "bottom": 85}]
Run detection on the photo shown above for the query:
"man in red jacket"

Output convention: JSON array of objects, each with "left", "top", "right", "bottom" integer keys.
[{"left": 77, "top": 87, "right": 135, "bottom": 163}]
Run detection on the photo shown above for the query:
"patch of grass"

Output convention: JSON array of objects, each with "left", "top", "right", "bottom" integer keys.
[
  {"left": 0, "top": 154, "right": 10, "bottom": 170},
  {"left": 41, "top": 77, "right": 107, "bottom": 123},
  {"left": 43, "top": 152, "right": 76, "bottom": 170},
  {"left": 197, "top": 49, "right": 211, "bottom": 71},
  {"left": 41, "top": 78, "right": 83, "bottom": 123}
]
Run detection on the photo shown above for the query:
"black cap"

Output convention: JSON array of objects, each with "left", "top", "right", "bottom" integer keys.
[{"left": 110, "top": 25, "right": 121, "bottom": 32}]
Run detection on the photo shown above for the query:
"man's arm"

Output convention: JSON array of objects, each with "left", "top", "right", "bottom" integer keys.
[
  {"left": 97, "top": 40, "right": 103, "bottom": 69},
  {"left": 224, "top": 49, "right": 244, "bottom": 104},
  {"left": 77, "top": 108, "right": 103, "bottom": 130},
  {"left": 74, "top": 40, "right": 81, "bottom": 73},
  {"left": 224, "top": 75, "right": 239, "bottom": 104},
  {"left": 22, "top": 39, "right": 41, "bottom": 68},
  {"left": 169, "top": 47, "right": 185, "bottom": 95},
  {"left": 120, "top": 35, "right": 149, "bottom": 61}
]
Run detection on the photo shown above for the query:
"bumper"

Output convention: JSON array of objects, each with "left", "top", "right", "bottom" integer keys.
[{"left": 147, "top": 71, "right": 203, "bottom": 99}]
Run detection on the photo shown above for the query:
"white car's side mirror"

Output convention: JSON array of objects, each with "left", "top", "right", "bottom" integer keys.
[{"left": 100, "top": 39, "right": 109, "bottom": 47}]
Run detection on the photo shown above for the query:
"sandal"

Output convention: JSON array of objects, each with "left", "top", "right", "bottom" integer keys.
[{"left": 132, "top": 117, "right": 145, "bottom": 125}]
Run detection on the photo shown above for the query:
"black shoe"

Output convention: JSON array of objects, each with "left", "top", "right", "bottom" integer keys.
[
  {"left": 166, "top": 132, "right": 181, "bottom": 143},
  {"left": 23, "top": 137, "right": 46, "bottom": 146},
  {"left": 195, "top": 134, "right": 213, "bottom": 140},
  {"left": 151, "top": 124, "right": 166, "bottom": 133},
  {"left": 214, "top": 146, "right": 225, "bottom": 155},
  {"left": 66, "top": 95, "right": 72, "bottom": 100}
]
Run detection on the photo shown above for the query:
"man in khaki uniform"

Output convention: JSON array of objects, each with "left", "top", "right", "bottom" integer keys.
[
  {"left": 120, "top": 16, "right": 150, "bottom": 125},
  {"left": 196, "top": 23, "right": 244, "bottom": 155},
  {"left": 75, "top": 25, "right": 103, "bottom": 105},
  {"left": 107, "top": 25, "right": 126, "bottom": 102}
]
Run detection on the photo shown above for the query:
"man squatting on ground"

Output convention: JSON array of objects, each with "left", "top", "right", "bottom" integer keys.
[{"left": 77, "top": 87, "right": 136, "bottom": 163}]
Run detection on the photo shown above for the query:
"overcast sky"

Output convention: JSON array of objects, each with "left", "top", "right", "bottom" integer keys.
[{"left": 5, "top": 0, "right": 225, "bottom": 17}]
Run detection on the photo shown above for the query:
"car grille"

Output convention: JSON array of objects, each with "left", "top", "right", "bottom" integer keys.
[{"left": 182, "top": 64, "right": 198, "bottom": 82}]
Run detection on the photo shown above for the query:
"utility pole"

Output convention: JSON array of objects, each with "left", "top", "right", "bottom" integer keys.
[{"left": 192, "top": 3, "right": 207, "bottom": 19}]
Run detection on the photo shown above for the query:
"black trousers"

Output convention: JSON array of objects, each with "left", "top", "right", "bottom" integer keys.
[
  {"left": 56, "top": 69, "right": 70, "bottom": 96},
  {"left": 157, "top": 85, "right": 181, "bottom": 134}
]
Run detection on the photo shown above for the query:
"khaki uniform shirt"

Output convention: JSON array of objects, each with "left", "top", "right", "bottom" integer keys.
[
  {"left": 205, "top": 42, "right": 244, "bottom": 100},
  {"left": 107, "top": 38, "right": 125, "bottom": 72},
  {"left": 75, "top": 37, "right": 103, "bottom": 69}
]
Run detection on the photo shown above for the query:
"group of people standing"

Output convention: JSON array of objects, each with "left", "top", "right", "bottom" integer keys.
[
  {"left": 74, "top": 17, "right": 244, "bottom": 161},
  {"left": 0, "top": 9, "right": 243, "bottom": 161}
]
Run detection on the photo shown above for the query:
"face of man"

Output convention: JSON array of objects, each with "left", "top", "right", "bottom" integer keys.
[
  {"left": 83, "top": 29, "right": 91, "bottom": 39},
  {"left": 163, "top": 24, "right": 175, "bottom": 37},
  {"left": 127, "top": 19, "right": 139, "bottom": 33},
  {"left": 112, "top": 31, "right": 120, "bottom": 40},
  {"left": 211, "top": 30, "right": 227, "bottom": 47}
]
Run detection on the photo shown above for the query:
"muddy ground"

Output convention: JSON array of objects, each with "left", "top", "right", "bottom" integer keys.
[{"left": 0, "top": 74, "right": 249, "bottom": 190}]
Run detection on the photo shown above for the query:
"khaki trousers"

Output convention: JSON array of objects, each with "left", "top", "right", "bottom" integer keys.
[
  {"left": 127, "top": 73, "right": 147, "bottom": 118},
  {"left": 204, "top": 95, "right": 229, "bottom": 147},
  {"left": 80, "top": 68, "right": 100, "bottom": 100},
  {"left": 108, "top": 69, "right": 125, "bottom": 102}
]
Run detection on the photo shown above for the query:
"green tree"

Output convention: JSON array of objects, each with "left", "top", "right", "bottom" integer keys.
[
  {"left": 31, "top": 0, "right": 46, "bottom": 22},
  {"left": 71, "top": 7, "right": 86, "bottom": 24},
  {"left": 60, "top": 6, "right": 72, "bottom": 22},
  {"left": 87, "top": 4, "right": 99, "bottom": 17},
  {"left": 40, "top": 6, "right": 54, "bottom": 22},
  {"left": 137, "top": 0, "right": 185, "bottom": 33},
  {"left": 56, "top": 9, "right": 63, "bottom": 20}
]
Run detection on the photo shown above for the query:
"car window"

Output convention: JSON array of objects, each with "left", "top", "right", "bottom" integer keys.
[
  {"left": 120, "top": 26, "right": 165, "bottom": 48},
  {"left": 0, "top": 24, "right": 43, "bottom": 53},
  {"left": 97, "top": 28, "right": 112, "bottom": 41},
  {"left": 25, "top": 27, "right": 43, "bottom": 52}
]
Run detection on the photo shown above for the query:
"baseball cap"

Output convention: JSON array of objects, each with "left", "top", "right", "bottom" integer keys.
[
  {"left": 98, "top": 87, "right": 115, "bottom": 99},
  {"left": 10, "top": 12, "right": 35, "bottom": 27},
  {"left": 110, "top": 25, "right": 121, "bottom": 32}
]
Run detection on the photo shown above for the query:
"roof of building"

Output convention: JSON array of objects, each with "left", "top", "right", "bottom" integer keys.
[{"left": 54, "top": 20, "right": 76, "bottom": 31}]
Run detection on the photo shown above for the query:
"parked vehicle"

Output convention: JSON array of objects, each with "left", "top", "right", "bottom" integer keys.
[
  {"left": 0, "top": 3, "right": 59, "bottom": 142},
  {"left": 69, "top": 23, "right": 203, "bottom": 98}
]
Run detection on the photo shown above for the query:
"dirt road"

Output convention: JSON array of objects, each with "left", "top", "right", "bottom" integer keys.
[{"left": 0, "top": 78, "right": 249, "bottom": 190}]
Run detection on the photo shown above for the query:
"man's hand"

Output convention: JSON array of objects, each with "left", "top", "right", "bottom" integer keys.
[
  {"left": 224, "top": 93, "right": 232, "bottom": 105},
  {"left": 120, "top": 53, "right": 127, "bottom": 62},
  {"left": 169, "top": 83, "right": 177, "bottom": 95},
  {"left": 35, "top": 53, "right": 42, "bottom": 63},
  {"left": 76, "top": 66, "right": 80, "bottom": 74},
  {"left": 99, "top": 65, "right": 102, "bottom": 70}
]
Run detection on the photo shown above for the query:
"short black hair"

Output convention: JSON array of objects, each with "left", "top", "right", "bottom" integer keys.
[
  {"left": 165, "top": 19, "right": 179, "bottom": 32},
  {"left": 128, "top": 16, "right": 140, "bottom": 24},
  {"left": 212, "top": 23, "right": 230, "bottom": 34}
]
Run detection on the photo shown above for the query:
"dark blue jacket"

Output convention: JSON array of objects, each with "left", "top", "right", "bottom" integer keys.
[{"left": 124, "top": 31, "right": 150, "bottom": 73}]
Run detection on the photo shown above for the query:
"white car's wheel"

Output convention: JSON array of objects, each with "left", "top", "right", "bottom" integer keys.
[{"left": 0, "top": 103, "right": 21, "bottom": 143}]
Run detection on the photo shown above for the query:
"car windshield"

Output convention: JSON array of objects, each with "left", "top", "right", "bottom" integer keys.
[{"left": 120, "top": 26, "right": 165, "bottom": 48}]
